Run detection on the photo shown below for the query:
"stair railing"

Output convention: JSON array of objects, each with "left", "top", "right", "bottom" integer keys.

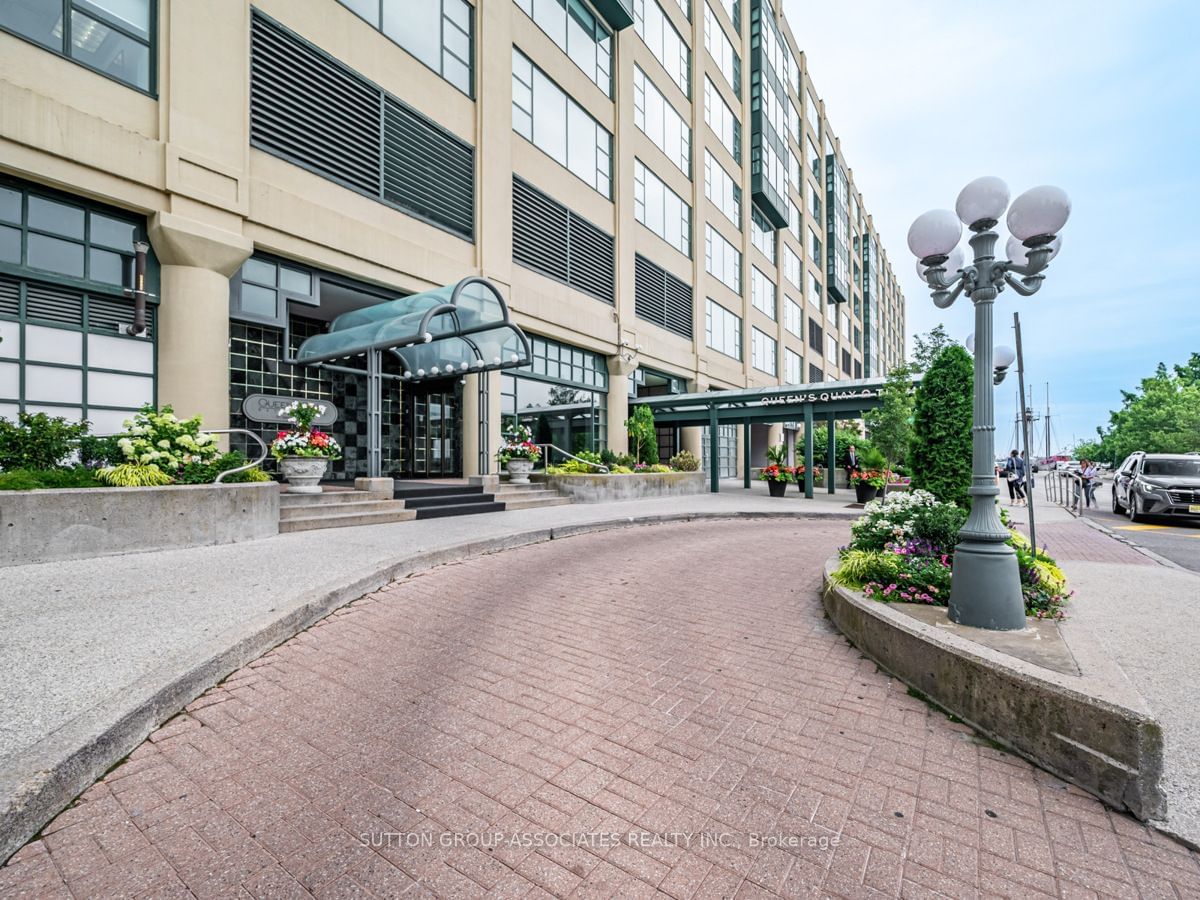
[
  {"left": 536, "top": 444, "right": 610, "bottom": 473},
  {"left": 204, "top": 429, "right": 270, "bottom": 483}
]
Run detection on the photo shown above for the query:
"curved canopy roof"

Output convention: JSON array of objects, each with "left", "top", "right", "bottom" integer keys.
[{"left": 294, "top": 277, "right": 531, "bottom": 382}]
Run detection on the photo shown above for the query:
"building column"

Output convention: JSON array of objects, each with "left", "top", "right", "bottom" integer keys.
[
  {"left": 607, "top": 352, "right": 638, "bottom": 455},
  {"left": 767, "top": 423, "right": 784, "bottom": 458},
  {"left": 148, "top": 212, "right": 252, "bottom": 431},
  {"left": 462, "top": 370, "right": 503, "bottom": 477},
  {"left": 826, "top": 412, "right": 837, "bottom": 493}
]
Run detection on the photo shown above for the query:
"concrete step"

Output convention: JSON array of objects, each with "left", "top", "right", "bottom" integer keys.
[
  {"left": 403, "top": 492, "right": 495, "bottom": 510},
  {"left": 500, "top": 497, "right": 572, "bottom": 511},
  {"left": 279, "top": 499, "right": 402, "bottom": 520},
  {"left": 279, "top": 506, "right": 417, "bottom": 532},
  {"left": 280, "top": 490, "right": 390, "bottom": 507},
  {"left": 414, "top": 501, "right": 506, "bottom": 520},
  {"left": 393, "top": 484, "right": 483, "bottom": 500},
  {"left": 492, "top": 487, "right": 561, "bottom": 500}
]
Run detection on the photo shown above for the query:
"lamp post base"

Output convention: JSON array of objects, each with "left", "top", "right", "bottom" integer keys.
[{"left": 948, "top": 539, "right": 1027, "bottom": 631}]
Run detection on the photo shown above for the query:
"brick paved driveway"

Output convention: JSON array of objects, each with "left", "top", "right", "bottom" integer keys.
[{"left": 2, "top": 520, "right": 1197, "bottom": 898}]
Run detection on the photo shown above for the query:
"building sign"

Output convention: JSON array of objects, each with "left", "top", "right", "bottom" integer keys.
[
  {"left": 241, "top": 393, "right": 339, "bottom": 425},
  {"left": 761, "top": 387, "right": 880, "bottom": 406}
]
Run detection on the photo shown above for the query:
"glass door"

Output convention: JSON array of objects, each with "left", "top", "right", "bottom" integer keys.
[{"left": 403, "top": 380, "right": 462, "bottom": 477}]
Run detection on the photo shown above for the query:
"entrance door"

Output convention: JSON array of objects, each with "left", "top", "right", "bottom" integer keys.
[{"left": 404, "top": 380, "right": 462, "bottom": 477}]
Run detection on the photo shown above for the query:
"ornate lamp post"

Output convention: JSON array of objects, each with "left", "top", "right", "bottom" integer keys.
[{"left": 908, "top": 177, "right": 1070, "bottom": 630}]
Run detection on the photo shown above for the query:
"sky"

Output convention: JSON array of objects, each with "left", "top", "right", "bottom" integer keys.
[{"left": 783, "top": 0, "right": 1200, "bottom": 455}]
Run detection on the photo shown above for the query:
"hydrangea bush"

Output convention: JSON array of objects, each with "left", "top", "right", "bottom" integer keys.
[{"left": 111, "top": 405, "right": 219, "bottom": 473}]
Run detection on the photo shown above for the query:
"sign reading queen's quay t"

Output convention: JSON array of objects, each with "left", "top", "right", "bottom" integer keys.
[
  {"left": 760, "top": 387, "right": 881, "bottom": 406},
  {"left": 241, "top": 393, "right": 339, "bottom": 425}
]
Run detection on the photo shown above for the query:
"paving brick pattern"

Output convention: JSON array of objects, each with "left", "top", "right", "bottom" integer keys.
[
  {"left": 2, "top": 520, "right": 1197, "bottom": 899},
  {"left": 1024, "top": 522, "right": 1156, "bottom": 566}
]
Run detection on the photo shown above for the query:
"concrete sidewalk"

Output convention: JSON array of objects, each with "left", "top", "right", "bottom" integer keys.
[{"left": 0, "top": 483, "right": 858, "bottom": 862}]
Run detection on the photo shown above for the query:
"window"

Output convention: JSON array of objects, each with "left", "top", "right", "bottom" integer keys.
[
  {"left": 827, "top": 333, "right": 837, "bottom": 363},
  {"left": 512, "top": 49, "right": 612, "bottom": 197},
  {"left": 809, "top": 180, "right": 821, "bottom": 220},
  {"left": 785, "top": 348, "right": 802, "bottom": 384},
  {"left": 515, "top": 0, "right": 612, "bottom": 95},
  {"left": 806, "top": 90, "right": 819, "bottom": 135},
  {"left": 704, "top": 77, "right": 741, "bottom": 161},
  {"left": 784, "top": 296, "right": 802, "bottom": 338},
  {"left": 634, "top": 160, "right": 691, "bottom": 257},
  {"left": 751, "top": 327, "right": 776, "bottom": 376},
  {"left": 788, "top": 149, "right": 801, "bottom": 194},
  {"left": 706, "top": 298, "right": 741, "bottom": 360},
  {"left": 788, "top": 200, "right": 801, "bottom": 242},
  {"left": 809, "top": 226, "right": 821, "bottom": 264},
  {"left": 337, "top": 0, "right": 471, "bottom": 95},
  {"left": 634, "top": 0, "right": 689, "bottom": 96},
  {"left": 704, "top": 150, "right": 741, "bottom": 227},
  {"left": 704, "top": 4, "right": 739, "bottom": 94},
  {"left": 2, "top": 0, "right": 153, "bottom": 92},
  {"left": 809, "top": 362, "right": 823, "bottom": 383},
  {"left": 750, "top": 266, "right": 775, "bottom": 319},
  {"left": 808, "top": 271, "right": 822, "bottom": 309},
  {"left": 750, "top": 208, "right": 775, "bottom": 264},
  {"left": 808, "top": 135, "right": 821, "bottom": 179},
  {"left": 705, "top": 224, "right": 741, "bottom": 293},
  {"left": 784, "top": 247, "right": 800, "bottom": 290},
  {"left": 230, "top": 254, "right": 317, "bottom": 326},
  {"left": 842, "top": 347, "right": 852, "bottom": 375},
  {"left": 717, "top": 0, "right": 738, "bottom": 31},
  {"left": 634, "top": 67, "right": 691, "bottom": 176},
  {"left": 808, "top": 318, "right": 822, "bottom": 353}
]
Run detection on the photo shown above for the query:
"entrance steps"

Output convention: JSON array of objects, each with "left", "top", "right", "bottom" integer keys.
[
  {"left": 279, "top": 488, "right": 416, "bottom": 533},
  {"left": 393, "top": 483, "right": 505, "bottom": 519},
  {"left": 490, "top": 481, "right": 571, "bottom": 510}
]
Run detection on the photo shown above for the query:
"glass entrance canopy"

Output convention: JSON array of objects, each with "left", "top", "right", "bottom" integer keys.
[{"left": 294, "top": 277, "right": 531, "bottom": 381}]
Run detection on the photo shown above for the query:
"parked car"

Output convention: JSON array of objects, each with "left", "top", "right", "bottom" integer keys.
[
  {"left": 1056, "top": 459, "right": 1081, "bottom": 473},
  {"left": 1111, "top": 452, "right": 1200, "bottom": 521}
]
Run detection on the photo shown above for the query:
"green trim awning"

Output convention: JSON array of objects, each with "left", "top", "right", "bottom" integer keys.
[{"left": 294, "top": 277, "right": 531, "bottom": 382}]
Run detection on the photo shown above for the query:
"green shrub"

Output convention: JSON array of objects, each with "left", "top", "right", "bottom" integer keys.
[
  {"left": 616, "top": 452, "right": 637, "bottom": 468},
  {"left": 0, "top": 470, "right": 47, "bottom": 491},
  {"left": 0, "top": 412, "right": 89, "bottom": 471},
  {"left": 859, "top": 447, "right": 887, "bottom": 471},
  {"left": 29, "top": 466, "right": 103, "bottom": 489},
  {"left": 610, "top": 465, "right": 633, "bottom": 474},
  {"left": 910, "top": 346, "right": 973, "bottom": 507},
  {"left": 831, "top": 550, "right": 902, "bottom": 588},
  {"left": 669, "top": 450, "right": 700, "bottom": 471},
  {"left": 78, "top": 434, "right": 125, "bottom": 468},
  {"left": 624, "top": 405, "right": 659, "bottom": 464},
  {"left": 95, "top": 463, "right": 173, "bottom": 487},
  {"left": 848, "top": 489, "right": 967, "bottom": 552},
  {"left": 808, "top": 425, "right": 873, "bottom": 468},
  {"left": 599, "top": 448, "right": 618, "bottom": 468},
  {"left": 177, "top": 451, "right": 272, "bottom": 485}
]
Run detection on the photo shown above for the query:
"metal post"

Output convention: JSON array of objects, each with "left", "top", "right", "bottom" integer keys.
[
  {"left": 1014, "top": 313, "right": 1037, "bottom": 553},
  {"left": 826, "top": 413, "right": 836, "bottom": 494},
  {"left": 743, "top": 420, "right": 751, "bottom": 489},
  {"left": 366, "top": 349, "right": 382, "bottom": 479},
  {"left": 803, "top": 403, "right": 814, "bottom": 499},
  {"left": 947, "top": 228, "right": 1026, "bottom": 631},
  {"left": 709, "top": 406, "right": 719, "bottom": 493},
  {"left": 477, "top": 374, "right": 489, "bottom": 475}
]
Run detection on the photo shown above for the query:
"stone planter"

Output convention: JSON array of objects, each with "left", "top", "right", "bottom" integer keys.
[
  {"left": 766, "top": 479, "right": 789, "bottom": 498},
  {"left": 506, "top": 458, "right": 534, "bottom": 484},
  {"left": 854, "top": 483, "right": 880, "bottom": 504},
  {"left": 539, "top": 471, "right": 705, "bottom": 502},
  {"left": 280, "top": 456, "right": 329, "bottom": 493}
]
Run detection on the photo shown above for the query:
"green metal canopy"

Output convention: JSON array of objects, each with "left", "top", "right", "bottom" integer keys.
[{"left": 295, "top": 277, "right": 531, "bottom": 382}]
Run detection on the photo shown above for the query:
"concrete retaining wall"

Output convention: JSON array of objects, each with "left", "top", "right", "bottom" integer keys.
[
  {"left": 540, "top": 471, "right": 706, "bottom": 502},
  {"left": 0, "top": 482, "right": 279, "bottom": 567},
  {"left": 821, "top": 561, "right": 1165, "bottom": 820}
]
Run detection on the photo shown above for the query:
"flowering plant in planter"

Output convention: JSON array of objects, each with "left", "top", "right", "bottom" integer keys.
[
  {"left": 757, "top": 464, "right": 796, "bottom": 483},
  {"left": 850, "top": 468, "right": 887, "bottom": 490},
  {"left": 495, "top": 423, "right": 542, "bottom": 465},
  {"left": 788, "top": 464, "right": 821, "bottom": 480},
  {"left": 270, "top": 401, "right": 341, "bottom": 460}
]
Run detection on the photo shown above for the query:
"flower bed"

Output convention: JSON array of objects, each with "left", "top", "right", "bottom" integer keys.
[{"left": 832, "top": 490, "right": 1070, "bottom": 619}]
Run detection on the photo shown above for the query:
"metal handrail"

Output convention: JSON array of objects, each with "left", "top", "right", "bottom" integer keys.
[
  {"left": 205, "top": 428, "right": 270, "bottom": 483},
  {"left": 536, "top": 443, "right": 610, "bottom": 473}
]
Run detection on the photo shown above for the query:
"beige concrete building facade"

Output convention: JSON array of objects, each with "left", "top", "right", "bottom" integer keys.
[{"left": 0, "top": 0, "right": 905, "bottom": 481}]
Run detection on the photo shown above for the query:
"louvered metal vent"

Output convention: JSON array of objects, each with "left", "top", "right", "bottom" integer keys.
[
  {"left": 512, "top": 177, "right": 613, "bottom": 304},
  {"left": 383, "top": 98, "right": 474, "bottom": 239},
  {"left": 250, "top": 14, "right": 381, "bottom": 195},
  {"left": 634, "top": 255, "right": 693, "bottom": 339},
  {"left": 89, "top": 296, "right": 155, "bottom": 338},
  {"left": 26, "top": 282, "right": 84, "bottom": 326},
  {"left": 0, "top": 275, "right": 18, "bottom": 317},
  {"left": 250, "top": 12, "right": 474, "bottom": 240}
]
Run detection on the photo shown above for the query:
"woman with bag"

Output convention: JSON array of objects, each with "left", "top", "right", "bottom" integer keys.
[{"left": 1005, "top": 449, "right": 1026, "bottom": 506}]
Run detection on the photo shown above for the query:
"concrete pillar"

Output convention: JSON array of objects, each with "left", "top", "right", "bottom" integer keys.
[
  {"left": 148, "top": 213, "right": 252, "bottom": 431},
  {"left": 826, "top": 412, "right": 837, "bottom": 494},
  {"left": 767, "top": 423, "right": 784, "bottom": 458},
  {"left": 681, "top": 426, "right": 703, "bottom": 457},
  {"left": 463, "top": 370, "right": 503, "bottom": 477},
  {"left": 607, "top": 353, "right": 638, "bottom": 455}
]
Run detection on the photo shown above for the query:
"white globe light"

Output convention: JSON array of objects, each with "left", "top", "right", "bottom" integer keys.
[
  {"left": 907, "top": 209, "right": 962, "bottom": 259},
  {"left": 510, "top": 354, "right": 519, "bottom": 363},
  {"left": 430, "top": 366, "right": 440, "bottom": 375},
  {"left": 403, "top": 370, "right": 412, "bottom": 379},
  {"left": 965, "top": 333, "right": 976, "bottom": 354},
  {"left": 444, "top": 363, "right": 454, "bottom": 372},
  {"left": 1006, "top": 234, "right": 1062, "bottom": 266},
  {"left": 493, "top": 356, "right": 502, "bottom": 365},
  {"left": 1006, "top": 185, "right": 1071, "bottom": 241},
  {"left": 416, "top": 368, "right": 425, "bottom": 377},
  {"left": 955, "top": 176, "right": 1010, "bottom": 226},
  {"left": 994, "top": 345, "right": 1017, "bottom": 369}
]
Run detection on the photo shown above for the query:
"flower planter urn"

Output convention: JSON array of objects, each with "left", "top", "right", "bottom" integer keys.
[
  {"left": 280, "top": 456, "right": 328, "bottom": 494},
  {"left": 855, "top": 483, "right": 879, "bottom": 504},
  {"left": 506, "top": 458, "right": 534, "bottom": 484},
  {"left": 767, "top": 479, "right": 789, "bottom": 498}
]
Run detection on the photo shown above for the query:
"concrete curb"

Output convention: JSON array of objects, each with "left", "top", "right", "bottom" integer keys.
[
  {"left": 0, "top": 509, "right": 854, "bottom": 864},
  {"left": 820, "top": 560, "right": 1165, "bottom": 822},
  {"left": 1076, "top": 515, "right": 1189, "bottom": 571}
]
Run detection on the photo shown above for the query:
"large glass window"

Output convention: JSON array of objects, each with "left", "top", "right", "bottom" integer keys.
[
  {"left": 634, "top": 160, "right": 691, "bottom": 257},
  {"left": 512, "top": 49, "right": 613, "bottom": 197},
  {"left": 515, "top": 0, "right": 612, "bottom": 95},
  {"left": 785, "top": 347, "right": 802, "bottom": 384},
  {"left": 784, "top": 245, "right": 800, "bottom": 290},
  {"left": 2, "top": 0, "right": 153, "bottom": 92},
  {"left": 634, "top": 67, "right": 690, "bottom": 177},
  {"left": 784, "top": 295, "right": 802, "bottom": 337},
  {"left": 705, "top": 298, "right": 741, "bottom": 361},
  {"left": 338, "top": 0, "right": 471, "bottom": 95},
  {"left": 806, "top": 89, "right": 819, "bottom": 135},
  {"left": 808, "top": 270, "right": 822, "bottom": 309},
  {"left": 750, "top": 207, "right": 775, "bottom": 264},
  {"left": 751, "top": 327, "right": 776, "bottom": 376},
  {"left": 634, "top": 0, "right": 689, "bottom": 96},
  {"left": 750, "top": 265, "right": 775, "bottom": 319},
  {"left": 826, "top": 333, "right": 837, "bottom": 363},
  {"left": 703, "top": 150, "right": 740, "bottom": 228},
  {"left": 704, "top": 77, "right": 741, "bottom": 161},
  {"left": 704, "top": 224, "right": 741, "bottom": 293},
  {"left": 809, "top": 225, "right": 821, "bottom": 264},
  {"left": 703, "top": 3, "right": 739, "bottom": 94},
  {"left": 502, "top": 335, "right": 608, "bottom": 453}
]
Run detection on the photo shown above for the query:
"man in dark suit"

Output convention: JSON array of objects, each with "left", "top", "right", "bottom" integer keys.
[{"left": 845, "top": 444, "right": 860, "bottom": 483}]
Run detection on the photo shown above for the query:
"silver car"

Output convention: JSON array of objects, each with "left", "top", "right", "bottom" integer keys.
[{"left": 1112, "top": 452, "right": 1200, "bottom": 521}]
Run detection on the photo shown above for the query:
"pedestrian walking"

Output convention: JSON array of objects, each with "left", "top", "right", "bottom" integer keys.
[
  {"left": 1081, "top": 459, "right": 1099, "bottom": 508},
  {"left": 1004, "top": 449, "right": 1026, "bottom": 506}
]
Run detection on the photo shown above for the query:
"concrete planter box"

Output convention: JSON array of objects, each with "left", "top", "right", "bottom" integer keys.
[
  {"left": 538, "top": 471, "right": 706, "bottom": 502},
  {"left": 0, "top": 482, "right": 280, "bottom": 567}
]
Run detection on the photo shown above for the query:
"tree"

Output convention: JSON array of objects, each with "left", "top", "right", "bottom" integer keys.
[
  {"left": 911, "top": 324, "right": 956, "bottom": 373},
  {"left": 624, "top": 404, "right": 659, "bottom": 464},
  {"left": 910, "top": 345, "right": 974, "bottom": 507},
  {"left": 1095, "top": 360, "right": 1200, "bottom": 462},
  {"left": 864, "top": 364, "right": 916, "bottom": 473}
]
